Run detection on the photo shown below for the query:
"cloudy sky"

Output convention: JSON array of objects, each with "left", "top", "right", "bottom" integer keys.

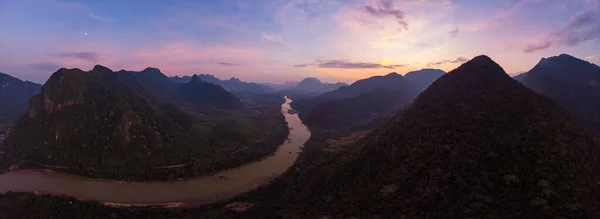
[{"left": 1, "top": 0, "right": 599, "bottom": 84}]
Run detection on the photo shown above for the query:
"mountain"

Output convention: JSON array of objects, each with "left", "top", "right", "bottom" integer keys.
[
  {"left": 169, "top": 74, "right": 276, "bottom": 94},
  {"left": 278, "top": 56, "right": 600, "bottom": 218},
  {"left": 403, "top": 68, "right": 446, "bottom": 91},
  {"left": 319, "top": 73, "right": 411, "bottom": 100},
  {"left": 1, "top": 66, "right": 278, "bottom": 180},
  {"left": 177, "top": 75, "right": 244, "bottom": 110},
  {"left": 292, "top": 73, "right": 417, "bottom": 128},
  {"left": 0, "top": 73, "right": 41, "bottom": 125},
  {"left": 290, "top": 77, "right": 347, "bottom": 94},
  {"left": 125, "top": 69, "right": 243, "bottom": 110},
  {"left": 512, "top": 72, "right": 527, "bottom": 81},
  {"left": 520, "top": 54, "right": 600, "bottom": 138},
  {"left": 303, "top": 87, "right": 416, "bottom": 132},
  {"left": 261, "top": 81, "right": 299, "bottom": 90},
  {"left": 169, "top": 75, "right": 192, "bottom": 83}
]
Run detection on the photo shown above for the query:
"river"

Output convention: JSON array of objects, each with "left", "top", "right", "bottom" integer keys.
[{"left": 0, "top": 96, "right": 310, "bottom": 207}]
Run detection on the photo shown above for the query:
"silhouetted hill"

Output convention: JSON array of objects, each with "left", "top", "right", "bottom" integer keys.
[
  {"left": 304, "top": 87, "right": 416, "bottom": 132},
  {"left": 286, "top": 77, "right": 347, "bottom": 94},
  {"left": 170, "top": 75, "right": 192, "bottom": 83},
  {"left": 170, "top": 74, "right": 276, "bottom": 93},
  {"left": 320, "top": 73, "right": 411, "bottom": 99},
  {"left": 125, "top": 70, "right": 243, "bottom": 110},
  {"left": 512, "top": 72, "right": 527, "bottom": 81},
  {"left": 278, "top": 55, "right": 600, "bottom": 218},
  {"left": 404, "top": 68, "right": 446, "bottom": 91},
  {"left": 0, "top": 73, "right": 41, "bottom": 125},
  {"left": 177, "top": 74, "right": 244, "bottom": 110},
  {"left": 1, "top": 66, "right": 280, "bottom": 180},
  {"left": 292, "top": 73, "right": 418, "bottom": 131},
  {"left": 520, "top": 54, "right": 600, "bottom": 138},
  {"left": 261, "top": 81, "right": 299, "bottom": 90}
]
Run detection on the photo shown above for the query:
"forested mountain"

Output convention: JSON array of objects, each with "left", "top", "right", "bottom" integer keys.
[
  {"left": 0, "top": 65, "right": 285, "bottom": 180},
  {"left": 403, "top": 68, "right": 446, "bottom": 91},
  {"left": 170, "top": 74, "right": 276, "bottom": 94},
  {"left": 520, "top": 54, "right": 600, "bottom": 139},
  {"left": 0, "top": 73, "right": 41, "bottom": 125},
  {"left": 276, "top": 55, "right": 600, "bottom": 218}
]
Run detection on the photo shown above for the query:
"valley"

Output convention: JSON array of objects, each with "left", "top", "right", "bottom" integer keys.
[
  {"left": 2, "top": 1, "right": 600, "bottom": 216},
  {"left": 0, "top": 97, "right": 309, "bottom": 207}
]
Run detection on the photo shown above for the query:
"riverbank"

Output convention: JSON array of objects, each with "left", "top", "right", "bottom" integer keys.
[
  {"left": 0, "top": 96, "right": 289, "bottom": 181},
  {"left": 0, "top": 96, "right": 310, "bottom": 209}
]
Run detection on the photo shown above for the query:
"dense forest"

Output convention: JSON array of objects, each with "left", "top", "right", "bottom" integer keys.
[
  {"left": 0, "top": 66, "right": 289, "bottom": 181},
  {"left": 520, "top": 54, "right": 600, "bottom": 140}
]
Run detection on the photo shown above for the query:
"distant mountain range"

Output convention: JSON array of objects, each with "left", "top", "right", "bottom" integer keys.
[
  {"left": 278, "top": 55, "right": 600, "bottom": 218},
  {"left": 404, "top": 68, "right": 446, "bottom": 91},
  {"left": 280, "top": 77, "right": 348, "bottom": 99},
  {"left": 261, "top": 81, "right": 300, "bottom": 90},
  {"left": 520, "top": 54, "right": 600, "bottom": 139},
  {"left": 170, "top": 74, "right": 276, "bottom": 94},
  {"left": 291, "top": 69, "right": 444, "bottom": 135},
  {"left": 130, "top": 69, "right": 243, "bottom": 110},
  {"left": 0, "top": 73, "right": 41, "bottom": 125}
]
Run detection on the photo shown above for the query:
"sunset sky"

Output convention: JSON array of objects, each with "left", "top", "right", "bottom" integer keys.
[{"left": 1, "top": 0, "right": 599, "bottom": 84}]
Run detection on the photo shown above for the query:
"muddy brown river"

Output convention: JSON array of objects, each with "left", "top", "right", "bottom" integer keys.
[{"left": 0, "top": 96, "right": 310, "bottom": 207}]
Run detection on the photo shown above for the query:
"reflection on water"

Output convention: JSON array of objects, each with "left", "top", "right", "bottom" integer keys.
[{"left": 0, "top": 96, "right": 310, "bottom": 206}]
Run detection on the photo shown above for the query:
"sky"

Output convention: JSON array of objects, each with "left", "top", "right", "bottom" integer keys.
[{"left": 1, "top": 0, "right": 599, "bottom": 84}]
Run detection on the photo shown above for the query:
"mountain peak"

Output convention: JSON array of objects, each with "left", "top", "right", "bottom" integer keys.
[
  {"left": 92, "top": 65, "right": 113, "bottom": 73},
  {"left": 142, "top": 67, "right": 162, "bottom": 74},
  {"left": 286, "top": 55, "right": 600, "bottom": 218},
  {"left": 190, "top": 74, "right": 201, "bottom": 82},
  {"left": 447, "top": 55, "right": 507, "bottom": 80}
]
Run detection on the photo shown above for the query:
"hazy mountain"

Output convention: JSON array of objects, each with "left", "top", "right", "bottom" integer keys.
[
  {"left": 279, "top": 56, "right": 600, "bottom": 218},
  {"left": 292, "top": 73, "right": 417, "bottom": 124},
  {"left": 177, "top": 75, "right": 244, "bottom": 110},
  {"left": 303, "top": 87, "right": 416, "bottom": 132},
  {"left": 168, "top": 75, "right": 192, "bottom": 83},
  {"left": 403, "top": 68, "right": 446, "bottom": 91},
  {"left": 1, "top": 66, "right": 274, "bottom": 180},
  {"left": 319, "top": 73, "right": 411, "bottom": 100},
  {"left": 290, "top": 77, "right": 347, "bottom": 94},
  {"left": 512, "top": 72, "right": 527, "bottom": 81},
  {"left": 520, "top": 54, "right": 600, "bottom": 138},
  {"left": 0, "top": 73, "right": 41, "bottom": 125},
  {"left": 261, "top": 81, "right": 299, "bottom": 90},
  {"left": 170, "top": 74, "right": 276, "bottom": 94},
  {"left": 125, "top": 69, "right": 243, "bottom": 110}
]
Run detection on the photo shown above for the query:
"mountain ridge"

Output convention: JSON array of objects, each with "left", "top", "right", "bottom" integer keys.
[
  {"left": 277, "top": 55, "right": 600, "bottom": 218},
  {"left": 0, "top": 72, "right": 42, "bottom": 125}
]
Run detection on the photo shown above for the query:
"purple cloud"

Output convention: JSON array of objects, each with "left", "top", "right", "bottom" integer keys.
[
  {"left": 294, "top": 59, "right": 405, "bottom": 69},
  {"left": 53, "top": 52, "right": 99, "bottom": 62},
  {"left": 361, "top": 0, "right": 408, "bottom": 30},
  {"left": 217, "top": 62, "right": 241, "bottom": 66},
  {"left": 524, "top": 41, "right": 553, "bottom": 53},
  {"left": 426, "top": 57, "right": 468, "bottom": 67},
  {"left": 523, "top": 3, "right": 600, "bottom": 52},
  {"left": 449, "top": 28, "right": 460, "bottom": 37}
]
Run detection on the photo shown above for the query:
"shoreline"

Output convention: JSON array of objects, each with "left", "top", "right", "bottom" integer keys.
[{"left": 0, "top": 96, "right": 309, "bottom": 208}]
